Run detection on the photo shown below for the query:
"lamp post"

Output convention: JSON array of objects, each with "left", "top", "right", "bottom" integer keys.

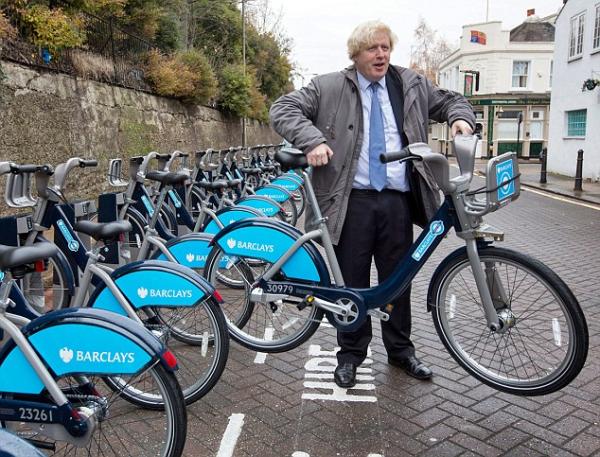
[
  {"left": 241, "top": 0, "right": 247, "bottom": 148},
  {"left": 516, "top": 112, "right": 523, "bottom": 157}
]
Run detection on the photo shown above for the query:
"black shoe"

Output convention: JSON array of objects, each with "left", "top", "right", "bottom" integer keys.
[
  {"left": 389, "top": 356, "right": 432, "bottom": 380},
  {"left": 334, "top": 362, "right": 357, "bottom": 388}
]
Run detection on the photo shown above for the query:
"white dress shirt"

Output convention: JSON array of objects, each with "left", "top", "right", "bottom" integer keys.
[{"left": 353, "top": 71, "right": 409, "bottom": 191}]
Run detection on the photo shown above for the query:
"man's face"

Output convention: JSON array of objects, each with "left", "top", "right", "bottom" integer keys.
[{"left": 353, "top": 32, "right": 391, "bottom": 82}]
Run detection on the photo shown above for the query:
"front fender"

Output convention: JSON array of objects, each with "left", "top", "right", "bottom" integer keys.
[
  {"left": 0, "top": 308, "right": 173, "bottom": 395},
  {"left": 209, "top": 218, "right": 330, "bottom": 285}
]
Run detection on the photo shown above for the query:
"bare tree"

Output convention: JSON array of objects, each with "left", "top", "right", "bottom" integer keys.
[{"left": 410, "top": 17, "right": 452, "bottom": 84}]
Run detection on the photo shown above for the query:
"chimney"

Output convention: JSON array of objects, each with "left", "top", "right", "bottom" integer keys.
[{"left": 527, "top": 8, "right": 535, "bottom": 16}]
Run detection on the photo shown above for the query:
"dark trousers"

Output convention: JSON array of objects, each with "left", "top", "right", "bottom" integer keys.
[{"left": 335, "top": 189, "right": 415, "bottom": 366}]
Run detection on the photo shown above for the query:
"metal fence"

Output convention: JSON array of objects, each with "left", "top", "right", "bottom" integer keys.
[{"left": 1, "top": 9, "right": 153, "bottom": 92}]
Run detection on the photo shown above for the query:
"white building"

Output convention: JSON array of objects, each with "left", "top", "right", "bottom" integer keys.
[
  {"left": 436, "top": 12, "right": 556, "bottom": 158},
  {"left": 547, "top": 0, "right": 600, "bottom": 180}
]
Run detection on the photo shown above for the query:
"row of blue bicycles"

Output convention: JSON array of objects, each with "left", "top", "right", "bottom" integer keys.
[{"left": 0, "top": 136, "right": 589, "bottom": 455}]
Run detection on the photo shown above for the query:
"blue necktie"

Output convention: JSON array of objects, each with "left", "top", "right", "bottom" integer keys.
[{"left": 369, "top": 83, "right": 387, "bottom": 191}]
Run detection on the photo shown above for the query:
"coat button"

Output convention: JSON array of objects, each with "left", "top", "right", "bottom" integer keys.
[{"left": 348, "top": 124, "right": 354, "bottom": 130}]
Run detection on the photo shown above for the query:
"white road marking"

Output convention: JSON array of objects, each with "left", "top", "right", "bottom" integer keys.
[
  {"left": 521, "top": 186, "right": 600, "bottom": 211},
  {"left": 201, "top": 331, "right": 209, "bottom": 357},
  {"left": 253, "top": 327, "right": 274, "bottom": 364},
  {"left": 216, "top": 413, "right": 245, "bottom": 457},
  {"left": 303, "top": 345, "right": 377, "bottom": 402}
]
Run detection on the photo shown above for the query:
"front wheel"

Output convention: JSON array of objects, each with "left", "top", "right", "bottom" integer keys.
[{"left": 430, "top": 246, "right": 588, "bottom": 396}]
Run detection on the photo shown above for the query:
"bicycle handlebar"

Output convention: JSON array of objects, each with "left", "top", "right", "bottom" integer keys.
[
  {"left": 79, "top": 159, "right": 98, "bottom": 168},
  {"left": 380, "top": 148, "right": 416, "bottom": 164}
]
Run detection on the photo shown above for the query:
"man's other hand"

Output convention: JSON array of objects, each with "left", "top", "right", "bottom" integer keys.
[
  {"left": 451, "top": 120, "right": 474, "bottom": 137},
  {"left": 306, "top": 143, "right": 334, "bottom": 167}
]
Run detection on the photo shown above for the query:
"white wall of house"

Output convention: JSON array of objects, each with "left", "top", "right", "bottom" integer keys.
[
  {"left": 547, "top": 0, "right": 600, "bottom": 180},
  {"left": 439, "top": 21, "right": 555, "bottom": 95}
]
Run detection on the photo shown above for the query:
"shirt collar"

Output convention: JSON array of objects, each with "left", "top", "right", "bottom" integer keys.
[{"left": 357, "top": 71, "right": 386, "bottom": 92}]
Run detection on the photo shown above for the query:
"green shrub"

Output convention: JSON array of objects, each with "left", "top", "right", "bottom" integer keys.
[
  {"left": 145, "top": 48, "right": 218, "bottom": 105},
  {"left": 21, "top": 5, "right": 85, "bottom": 52},
  {"left": 218, "top": 64, "right": 267, "bottom": 121}
]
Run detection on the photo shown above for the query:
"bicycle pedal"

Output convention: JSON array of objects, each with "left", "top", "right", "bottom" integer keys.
[{"left": 367, "top": 308, "right": 390, "bottom": 321}]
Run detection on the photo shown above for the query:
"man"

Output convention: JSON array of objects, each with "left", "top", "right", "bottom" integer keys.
[{"left": 270, "top": 20, "right": 474, "bottom": 388}]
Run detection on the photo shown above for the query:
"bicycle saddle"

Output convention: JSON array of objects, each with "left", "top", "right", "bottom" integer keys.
[
  {"left": 274, "top": 148, "right": 308, "bottom": 170},
  {"left": 0, "top": 242, "right": 58, "bottom": 270},
  {"left": 73, "top": 220, "right": 132, "bottom": 241},
  {"left": 197, "top": 179, "right": 228, "bottom": 190},
  {"left": 145, "top": 170, "right": 188, "bottom": 186}
]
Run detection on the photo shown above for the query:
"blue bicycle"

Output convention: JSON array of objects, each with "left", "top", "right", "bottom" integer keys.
[
  {"left": 204, "top": 136, "right": 589, "bottom": 396},
  {"left": 0, "top": 241, "right": 187, "bottom": 455}
]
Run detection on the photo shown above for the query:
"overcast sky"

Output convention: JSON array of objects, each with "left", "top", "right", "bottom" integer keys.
[{"left": 266, "top": 0, "right": 564, "bottom": 86}]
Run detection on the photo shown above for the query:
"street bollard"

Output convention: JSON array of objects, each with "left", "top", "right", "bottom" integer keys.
[
  {"left": 540, "top": 147, "right": 547, "bottom": 184},
  {"left": 574, "top": 149, "right": 584, "bottom": 192}
]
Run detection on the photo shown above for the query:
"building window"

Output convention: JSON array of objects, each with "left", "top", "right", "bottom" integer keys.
[
  {"left": 594, "top": 4, "right": 600, "bottom": 50},
  {"left": 566, "top": 110, "right": 587, "bottom": 137},
  {"left": 569, "top": 12, "right": 585, "bottom": 59},
  {"left": 512, "top": 61, "right": 529, "bottom": 88}
]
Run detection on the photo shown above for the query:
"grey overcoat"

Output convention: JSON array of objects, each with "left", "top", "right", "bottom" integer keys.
[{"left": 269, "top": 64, "right": 475, "bottom": 244}]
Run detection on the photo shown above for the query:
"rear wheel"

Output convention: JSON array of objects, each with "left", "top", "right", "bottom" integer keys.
[
  {"left": 4, "top": 363, "right": 187, "bottom": 456},
  {"left": 106, "top": 297, "right": 229, "bottom": 407},
  {"left": 204, "top": 245, "right": 323, "bottom": 352},
  {"left": 20, "top": 254, "right": 71, "bottom": 313},
  {"left": 430, "top": 246, "right": 588, "bottom": 396}
]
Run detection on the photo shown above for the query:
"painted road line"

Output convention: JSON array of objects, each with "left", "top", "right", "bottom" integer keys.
[
  {"left": 253, "top": 327, "right": 274, "bottom": 364},
  {"left": 303, "top": 344, "right": 376, "bottom": 402},
  {"left": 216, "top": 413, "right": 245, "bottom": 457},
  {"left": 521, "top": 186, "right": 600, "bottom": 211}
]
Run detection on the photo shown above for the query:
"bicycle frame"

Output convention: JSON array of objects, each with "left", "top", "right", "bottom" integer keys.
[{"left": 212, "top": 143, "right": 519, "bottom": 332}]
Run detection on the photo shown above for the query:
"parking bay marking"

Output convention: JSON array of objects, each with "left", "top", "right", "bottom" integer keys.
[{"left": 302, "top": 344, "right": 377, "bottom": 402}]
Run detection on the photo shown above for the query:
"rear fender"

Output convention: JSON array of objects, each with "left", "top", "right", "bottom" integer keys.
[
  {"left": 235, "top": 195, "right": 284, "bottom": 218},
  {"left": 209, "top": 218, "right": 330, "bottom": 284},
  {"left": 255, "top": 185, "right": 291, "bottom": 203},
  {"left": 88, "top": 260, "right": 215, "bottom": 316},
  {"left": 0, "top": 308, "right": 173, "bottom": 395},
  {"left": 152, "top": 232, "right": 213, "bottom": 269},
  {"left": 271, "top": 177, "right": 301, "bottom": 192},
  {"left": 202, "top": 206, "right": 263, "bottom": 234}
]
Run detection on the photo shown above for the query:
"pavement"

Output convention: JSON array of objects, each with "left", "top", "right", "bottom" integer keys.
[{"left": 467, "top": 157, "right": 600, "bottom": 206}]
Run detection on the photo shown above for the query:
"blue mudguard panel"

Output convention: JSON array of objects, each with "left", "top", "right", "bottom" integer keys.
[
  {"left": 255, "top": 185, "right": 290, "bottom": 203},
  {"left": 236, "top": 196, "right": 283, "bottom": 218},
  {"left": 0, "top": 308, "right": 165, "bottom": 394},
  {"left": 271, "top": 177, "right": 301, "bottom": 192},
  {"left": 154, "top": 233, "right": 213, "bottom": 269},
  {"left": 90, "top": 260, "right": 213, "bottom": 315},
  {"left": 203, "top": 207, "right": 263, "bottom": 235},
  {"left": 210, "top": 219, "right": 329, "bottom": 284}
]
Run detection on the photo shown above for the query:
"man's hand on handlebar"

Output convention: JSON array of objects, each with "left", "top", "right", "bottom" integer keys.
[
  {"left": 306, "top": 143, "right": 334, "bottom": 167},
  {"left": 451, "top": 120, "right": 474, "bottom": 137}
]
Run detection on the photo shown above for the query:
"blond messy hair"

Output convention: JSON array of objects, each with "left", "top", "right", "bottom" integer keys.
[{"left": 347, "top": 20, "right": 397, "bottom": 60}]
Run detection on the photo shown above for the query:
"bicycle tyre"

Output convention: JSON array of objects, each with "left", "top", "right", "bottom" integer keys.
[
  {"left": 20, "top": 253, "right": 72, "bottom": 313},
  {"left": 429, "top": 246, "right": 588, "bottom": 396},
  {"left": 105, "top": 296, "right": 229, "bottom": 407},
  {"left": 291, "top": 186, "right": 306, "bottom": 218},
  {"left": 204, "top": 245, "right": 323, "bottom": 352},
  {"left": 4, "top": 363, "right": 187, "bottom": 456}
]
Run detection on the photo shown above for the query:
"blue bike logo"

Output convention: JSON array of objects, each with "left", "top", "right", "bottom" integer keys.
[{"left": 412, "top": 221, "right": 445, "bottom": 261}]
